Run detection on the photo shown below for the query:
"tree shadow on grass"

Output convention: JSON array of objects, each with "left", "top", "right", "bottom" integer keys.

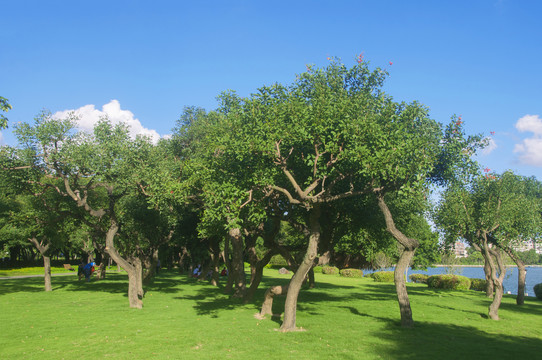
[
  {"left": 496, "top": 296, "right": 542, "bottom": 317},
  {"left": 174, "top": 286, "right": 259, "bottom": 318},
  {"left": 0, "top": 277, "right": 49, "bottom": 295},
  {"left": 345, "top": 307, "right": 542, "bottom": 359}
]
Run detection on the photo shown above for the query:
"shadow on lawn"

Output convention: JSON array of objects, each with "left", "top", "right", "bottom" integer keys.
[
  {"left": 0, "top": 277, "right": 57, "bottom": 295},
  {"left": 346, "top": 307, "right": 542, "bottom": 359},
  {"left": 0, "top": 271, "right": 184, "bottom": 297}
]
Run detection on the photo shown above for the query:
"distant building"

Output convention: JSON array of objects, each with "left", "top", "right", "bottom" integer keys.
[
  {"left": 453, "top": 241, "right": 468, "bottom": 258},
  {"left": 513, "top": 239, "right": 541, "bottom": 254}
]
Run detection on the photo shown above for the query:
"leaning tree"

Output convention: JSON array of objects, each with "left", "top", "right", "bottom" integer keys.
[
  {"left": 12, "top": 113, "right": 156, "bottom": 308},
  {"left": 435, "top": 171, "right": 541, "bottom": 318},
  {"left": 208, "top": 57, "right": 480, "bottom": 330}
]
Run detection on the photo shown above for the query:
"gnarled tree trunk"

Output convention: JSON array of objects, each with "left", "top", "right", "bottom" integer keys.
[
  {"left": 258, "top": 285, "right": 289, "bottom": 318},
  {"left": 104, "top": 221, "right": 143, "bottom": 309},
  {"left": 472, "top": 242, "right": 493, "bottom": 297},
  {"left": 377, "top": 194, "right": 419, "bottom": 328},
  {"left": 484, "top": 237, "right": 506, "bottom": 320},
  {"left": 280, "top": 205, "right": 320, "bottom": 332}
]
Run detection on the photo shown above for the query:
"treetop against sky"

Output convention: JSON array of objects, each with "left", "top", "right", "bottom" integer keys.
[{"left": 1, "top": 0, "right": 541, "bottom": 179}]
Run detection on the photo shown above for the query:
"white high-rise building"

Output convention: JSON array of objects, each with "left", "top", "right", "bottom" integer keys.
[{"left": 513, "top": 239, "right": 540, "bottom": 254}]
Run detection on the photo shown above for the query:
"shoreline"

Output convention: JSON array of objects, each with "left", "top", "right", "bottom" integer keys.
[{"left": 430, "top": 264, "right": 542, "bottom": 268}]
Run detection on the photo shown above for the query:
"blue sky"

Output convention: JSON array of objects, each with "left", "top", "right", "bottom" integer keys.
[{"left": 1, "top": 0, "right": 541, "bottom": 179}]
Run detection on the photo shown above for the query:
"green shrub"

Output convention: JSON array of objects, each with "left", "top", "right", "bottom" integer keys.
[
  {"left": 268, "top": 255, "right": 288, "bottom": 266},
  {"left": 321, "top": 266, "right": 339, "bottom": 275},
  {"left": 339, "top": 268, "right": 363, "bottom": 278},
  {"left": 409, "top": 274, "right": 429, "bottom": 284},
  {"left": 364, "top": 272, "right": 376, "bottom": 279},
  {"left": 313, "top": 266, "right": 323, "bottom": 274},
  {"left": 534, "top": 283, "right": 542, "bottom": 300},
  {"left": 427, "top": 275, "right": 471, "bottom": 291},
  {"left": 469, "top": 278, "right": 487, "bottom": 292},
  {"left": 371, "top": 271, "right": 394, "bottom": 283}
]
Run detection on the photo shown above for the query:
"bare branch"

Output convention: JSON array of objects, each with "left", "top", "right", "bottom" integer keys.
[
  {"left": 240, "top": 189, "right": 253, "bottom": 208},
  {"left": 269, "top": 185, "right": 302, "bottom": 205}
]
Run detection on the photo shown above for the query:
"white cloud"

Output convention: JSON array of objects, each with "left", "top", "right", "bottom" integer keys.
[
  {"left": 53, "top": 100, "right": 160, "bottom": 144},
  {"left": 514, "top": 114, "right": 542, "bottom": 166},
  {"left": 0, "top": 131, "right": 4, "bottom": 145},
  {"left": 481, "top": 137, "right": 497, "bottom": 155}
]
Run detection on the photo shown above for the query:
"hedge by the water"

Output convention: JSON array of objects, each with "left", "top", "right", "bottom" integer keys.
[{"left": 427, "top": 274, "right": 471, "bottom": 290}]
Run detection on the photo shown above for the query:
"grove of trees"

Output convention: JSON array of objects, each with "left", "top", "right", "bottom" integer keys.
[{"left": 1, "top": 58, "right": 540, "bottom": 330}]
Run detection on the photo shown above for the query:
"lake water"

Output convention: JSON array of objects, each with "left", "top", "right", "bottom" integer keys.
[{"left": 366, "top": 266, "right": 542, "bottom": 297}]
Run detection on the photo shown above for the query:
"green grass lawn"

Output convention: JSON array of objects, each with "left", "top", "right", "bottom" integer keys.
[
  {"left": 0, "top": 267, "right": 76, "bottom": 277},
  {"left": 0, "top": 269, "right": 540, "bottom": 360}
]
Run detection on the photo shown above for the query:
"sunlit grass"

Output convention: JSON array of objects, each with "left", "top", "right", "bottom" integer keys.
[
  {"left": 0, "top": 266, "right": 122, "bottom": 277},
  {"left": 0, "top": 267, "right": 74, "bottom": 277},
  {"left": 0, "top": 269, "right": 540, "bottom": 359}
]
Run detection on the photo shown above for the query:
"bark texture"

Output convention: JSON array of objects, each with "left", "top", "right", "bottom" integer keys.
[
  {"left": 259, "top": 285, "right": 288, "bottom": 317},
  {"left": 104, "top": 221, "right": 143, "bottom": 309},
  {"left": 280, "top": 205, "right": 320, "bottom": 332},
  {"left": 483, "top": 237, "right": 506, "bottom": 320},
  {"left": 229, "top": 227, "right": 246, "bottom": 298},
  {"left": 29, "top": 237, "right": 52, "bottom": 292},
  {"left": 377, "top": 194, "right": 419, "bottom": 328},
  {"left": 504, "top": 248, "right": 526, "bottom": 305}
]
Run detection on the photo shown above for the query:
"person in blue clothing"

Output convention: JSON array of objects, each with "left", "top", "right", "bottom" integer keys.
[{"left": 83, "top": 262, "right": 96, "bottom": 282}]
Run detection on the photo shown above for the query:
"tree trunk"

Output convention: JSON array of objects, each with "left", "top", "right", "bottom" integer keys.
[
  {"left": 126, "top": 268, "right": 143, "bottom": 309},
  {"left": 97, "top": 262, "right": 106, "bottom": 280},
  {"left": 135, "top": 257, "right": 144, "bottom": 300},
  {"left": 516, "top": 261, "right": 526, "bottom": 305},
  {"left": 244, "top": 248, "right": 278, "bottom": 303},
  {"left": 223, "top": 237, "right": 234, "bottom": 294},
  {"left": 104, "top": 221, "right": 142, "bottom": 309},
  {"left": 143, "top": 249, "right": 159, "bottom": 285},
  {"left": 258, "top": 285, "right": 288, "bottom": 318},
  {"left": 178, "top": 246, "right": 189, "bottom": 273},
  {"left": 484, "top": 238, "right": 506, "bottom": 320},
  {"left": 43, "top": 255, "right": 52, "bottom": 292},
  {"left": 307, "top": 267, "right": 315, "bottom": 289},
  {"left": 472, "top": 242, "right": 493, "bottom": 297},
  {"left": 318, "top": 251, "right": 331, "bottom": 266},
  {"left": 229, "top": 227, "right": 246, "bottom": 298},
  {"left": 28, "top": 237, "right": 52, "bottom": 292},
  {"left": 483, "top": 255, "right": 494, "bottom": 297},
  {"left": 209, "top": 239, "right": 221, "bottom": 287},
  {"left": 394, "top": 247, "right": 415, "bottom": 327},
  {"left": 280, "top": 205, "right": 320, "bottom": 332},
  {"left": 377, "top": 194, "right": 419, "bottom": 328},
  {"left": 504, "top": 248, "right": 526, "bottom": 305}
]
